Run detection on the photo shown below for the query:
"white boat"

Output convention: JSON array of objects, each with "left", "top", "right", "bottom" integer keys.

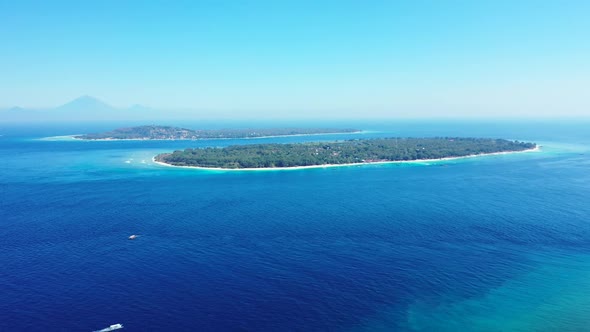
[
  {"left": 93, "top": 323, "right": 123, "bottom": 332},
  {"left": 128, "top": 235, "right": 137, "bottom": 240}
]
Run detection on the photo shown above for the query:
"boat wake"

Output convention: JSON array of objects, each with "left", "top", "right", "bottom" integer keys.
[{"left": 93, "top": 323, "right": 123, "bottom": 332}]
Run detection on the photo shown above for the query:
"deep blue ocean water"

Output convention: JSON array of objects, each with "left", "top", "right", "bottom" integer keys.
[{"left": 1, "top": 120, "right": 589, "bottom": 331}]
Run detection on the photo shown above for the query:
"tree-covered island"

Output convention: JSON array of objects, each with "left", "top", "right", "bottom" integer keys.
[
  {"left": 75, "top": 125, "right": 360, "bottom": 140},
  {"left": 155, "top": 137, "right": 537, "bottom": 169}
]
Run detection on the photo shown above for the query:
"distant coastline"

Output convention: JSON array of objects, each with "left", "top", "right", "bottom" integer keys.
[
  {"left": 39, "top": 131, "right": 366, "bottom": 142},
  {"left": 72, "top": 125, "right": 362, "bottom": 141},
  {"left": 153, "top": 145, "right": 540, "bottom": 171},
  {"left": 69, "top": 131, "right": 364, "bottom": 141}
]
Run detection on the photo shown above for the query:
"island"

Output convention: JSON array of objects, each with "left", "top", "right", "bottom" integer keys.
[
  {"left": 75, "top": 125, "right": 360, "bottom": 140},
  {"left": 154, "top": 137, "right": 537, "bottom": 169}
]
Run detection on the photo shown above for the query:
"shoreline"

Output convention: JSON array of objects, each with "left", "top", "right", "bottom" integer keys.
[
  {"left": 54, "top": 130, "right": 365, "bottom": 141},
  {"left": 152, "top": 145, "right": 541, "bottom": 171}
]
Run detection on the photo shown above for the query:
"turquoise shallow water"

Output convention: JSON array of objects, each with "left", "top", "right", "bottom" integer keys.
[{"left": 1, "top": 120, "right": 589, "bottom": 331}]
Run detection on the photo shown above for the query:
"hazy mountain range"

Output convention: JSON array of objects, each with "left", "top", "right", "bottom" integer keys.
[{"left": 0, "top": 96, "right": 173, "bottom": 122}]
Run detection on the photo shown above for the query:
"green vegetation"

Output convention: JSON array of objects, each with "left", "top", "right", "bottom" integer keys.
[
  {"left": 75, "top": 125, "right": 360, "bottom": 140},
  {"left": 156, "top": 137, "right": 536, "bottom": 169}
]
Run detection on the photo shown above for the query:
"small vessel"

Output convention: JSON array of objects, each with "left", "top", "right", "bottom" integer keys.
[
  {"left": 128, "top": 235, "right": 138, "bottom": 240},
  {"left": 93, "top": 323, "right": 124, "bottom": 332}
]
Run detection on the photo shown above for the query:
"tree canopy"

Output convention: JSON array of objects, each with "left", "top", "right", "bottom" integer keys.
[{"left": 156, "top": 137, "right": 536, "bottom": 169}]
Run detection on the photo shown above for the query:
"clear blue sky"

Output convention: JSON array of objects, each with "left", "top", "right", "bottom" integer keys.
[{"left": 1, "top": 0, "right": 589, "bottom": 118}]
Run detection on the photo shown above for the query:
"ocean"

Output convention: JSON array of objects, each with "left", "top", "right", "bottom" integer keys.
[{"left": 1, "top": 120, "right": 589, "bottom": 331}]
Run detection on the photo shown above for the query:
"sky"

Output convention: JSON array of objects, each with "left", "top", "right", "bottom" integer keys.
[{"left": 1, "top": 0, "right": 589, "bottom": 118}]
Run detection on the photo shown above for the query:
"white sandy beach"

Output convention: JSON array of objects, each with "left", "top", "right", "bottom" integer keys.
[
  {"left": 152, "top": 145, "right": 541, "bottom": 172},
  {"left": 38, "top": 135, "right": 81, "bottom": 141}
]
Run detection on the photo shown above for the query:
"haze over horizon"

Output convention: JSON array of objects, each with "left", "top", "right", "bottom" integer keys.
[{"left": 1, "top": 1, "right": 589, "bottom": 119}]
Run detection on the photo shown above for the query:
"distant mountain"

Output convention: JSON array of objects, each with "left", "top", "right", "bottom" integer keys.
[
  {"left": 50, "top": 95, "right": 126, "bottom": 121},
  {"left": 0, "top": 96, "right": 168, "bottom": 122},
  {"left": 53, "top": 95, "right": 116, "bottom": 114},
  {"left": 7, "top": 106, "right": 25, "bottom": 112},
  {"left": 0, "top": 106, "right": 43, "bottom": 121}
]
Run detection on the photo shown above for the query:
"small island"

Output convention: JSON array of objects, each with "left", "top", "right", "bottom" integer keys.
[
  {"left": 154, "top": 137, "right": 537, "bottom": 170},
  {"left": 75, "top": 125, "right": 360, "bottom": 140}
]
